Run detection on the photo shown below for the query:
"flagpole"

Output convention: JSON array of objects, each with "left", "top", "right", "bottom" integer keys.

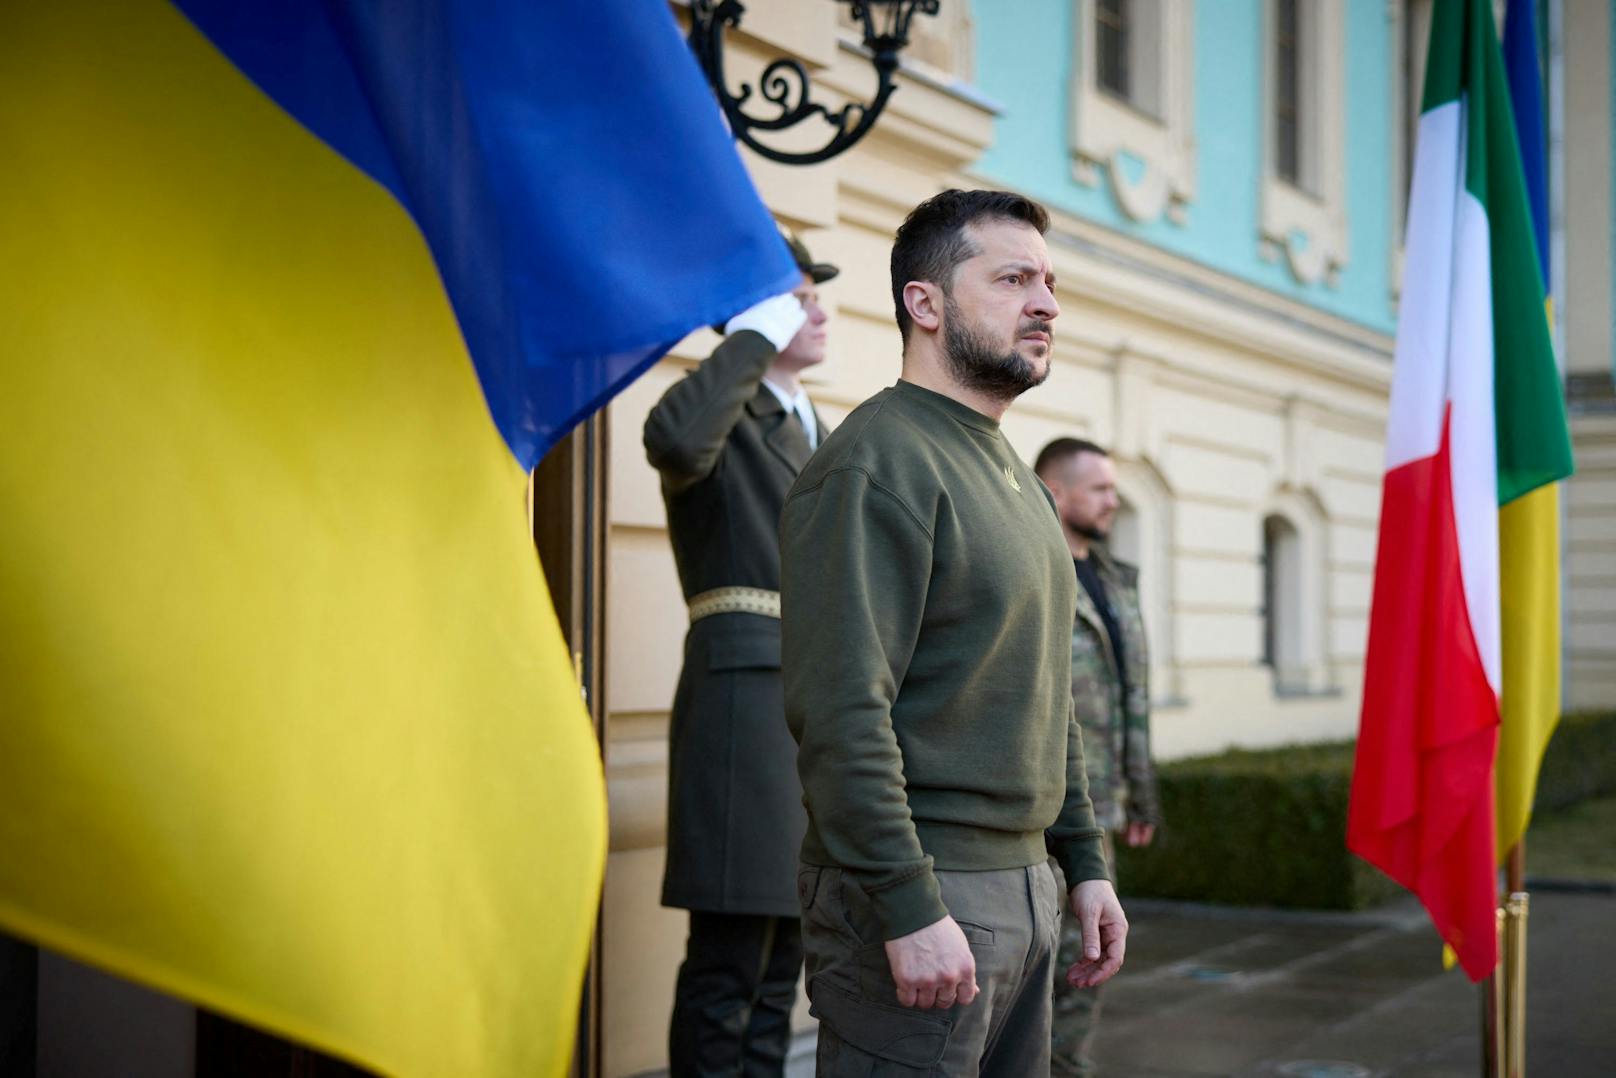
[
  {"left": 1483, "top": 907, "right": 1505, "bottom": 1078},
  {"left": 1499, "top": 839, "right": 1529, "bottom": 1077},
  {"left": 1505, "top": 890, "right": 1529, "bottom": 1077}
]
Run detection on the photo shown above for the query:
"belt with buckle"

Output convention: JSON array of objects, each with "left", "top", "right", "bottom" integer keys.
[{"left": 687, "top": 586, "right": 781, "bottom": 623}]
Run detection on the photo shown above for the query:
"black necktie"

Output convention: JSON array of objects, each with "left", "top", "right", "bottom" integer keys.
[{"left": 779, "top": 406, "right": 811, "bottom": 462}]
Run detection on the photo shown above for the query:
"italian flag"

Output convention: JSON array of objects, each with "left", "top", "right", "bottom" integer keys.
[{"left": 1347, "top": 0, "right": 1573, "bottom": 982}]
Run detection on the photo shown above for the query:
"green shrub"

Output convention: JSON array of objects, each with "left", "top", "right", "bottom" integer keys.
[
  {"left": 1113, "top": 739, "right": 1401, "bottom": 910},
  {"left": 1114, "top": 710, "right": 1616, "bottom": 910},
  {"left": 1532, "top": 710, "right": 1616, "bottom": 813}
]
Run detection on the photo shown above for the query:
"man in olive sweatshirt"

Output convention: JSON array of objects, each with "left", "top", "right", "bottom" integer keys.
[{"left": 780, "top": 190, "right": 1128, "bottom": 1075}]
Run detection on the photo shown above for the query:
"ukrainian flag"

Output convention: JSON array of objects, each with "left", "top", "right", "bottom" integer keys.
[
  {"left": 0, "top": 2, "right": 796, "bottom": 1075},
  {"left": 1495, "top": 0, "right": 1569, "bottom": 864}
]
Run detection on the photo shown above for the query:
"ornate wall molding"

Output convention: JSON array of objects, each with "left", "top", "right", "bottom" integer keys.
[
  {"left": 1257, "top": 0, "right": 1349, "bottom": 285},
  {"left": 1068, "top": 0, "right": 1197, "bottom": 225}
]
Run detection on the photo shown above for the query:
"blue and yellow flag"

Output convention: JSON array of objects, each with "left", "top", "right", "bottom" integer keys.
[{"left": 0, "top": 2, "right": 795, "bottom": 1075}]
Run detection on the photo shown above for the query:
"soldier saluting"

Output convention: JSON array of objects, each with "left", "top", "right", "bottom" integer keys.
[{"left": 643, "top": 229, "right": 837, "bottom": 1076}]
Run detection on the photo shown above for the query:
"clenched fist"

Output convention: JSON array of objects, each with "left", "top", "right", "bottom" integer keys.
[{"left": 883, "top": 915, "right": 980, "bottom": 1009}]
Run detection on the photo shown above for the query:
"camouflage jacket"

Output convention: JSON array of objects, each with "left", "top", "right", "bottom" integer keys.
[{"left": 1071, "top": 546, "right": 1161, "bottom": 832}]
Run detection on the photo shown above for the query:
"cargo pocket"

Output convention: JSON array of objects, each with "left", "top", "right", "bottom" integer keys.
[
  {"left": 954, "top": 919, "right": 995, "bottom": 947},
  {"left": 858, "top": 918, "right": 994, "bottom": 1002},
  {"left": 810, "top": 867, "right": 876, "bottom": 951},
  {"left": 798, "top": 866, "right": 821, "bottom": 906},
  {"left": 811, "top": 981, "right": 952, "bottom": 1074}
]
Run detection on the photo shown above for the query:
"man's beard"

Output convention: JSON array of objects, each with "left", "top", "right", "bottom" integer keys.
[
  {"left": 1068, "top": 518, "right": 1109, "bottom": 543},
  {"left": 942, "top": 296, "right": 1050, "bottom": 402}
]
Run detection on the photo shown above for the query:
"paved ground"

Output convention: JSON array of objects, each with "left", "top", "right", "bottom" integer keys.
[
  {"left": 1088, "top": 888, "right": 1614, "bottom": 1077},
  {"left": 779, "top": 886, "right": 1615, "bottom": 1077}
]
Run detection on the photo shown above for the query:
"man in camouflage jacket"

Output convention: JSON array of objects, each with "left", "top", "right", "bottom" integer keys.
[{"left": 1036, "top": 437, "right": 1163, "bottom": 1077}]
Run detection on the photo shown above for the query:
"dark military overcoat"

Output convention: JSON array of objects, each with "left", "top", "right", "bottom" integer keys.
[{"left": 643, "top": 329, "right": 825, "bottom": 917}]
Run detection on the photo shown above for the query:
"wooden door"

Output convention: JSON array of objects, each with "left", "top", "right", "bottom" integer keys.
[{"left": 530, "top": 416, "right": 610, "bottom": 1078}]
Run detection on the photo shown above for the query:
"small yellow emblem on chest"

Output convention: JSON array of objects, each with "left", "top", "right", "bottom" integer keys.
[{"left": 1004, "top": 465, "right": 1022, "bottom": 492}]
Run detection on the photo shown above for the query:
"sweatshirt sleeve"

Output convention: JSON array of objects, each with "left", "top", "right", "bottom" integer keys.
[
  {"left": 780, "top": 466, "right": 945, "bottom": 939},
  {"left": 642, "top": 330, "right": 776, "bottom": 493},
  {"left": 1047, "top": 695, "right": 1111, "bottom": 887}
]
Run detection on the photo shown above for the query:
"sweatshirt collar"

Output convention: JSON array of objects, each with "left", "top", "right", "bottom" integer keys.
[{"left": 893, "top": 379, "right": 1001, "bottom": 436}]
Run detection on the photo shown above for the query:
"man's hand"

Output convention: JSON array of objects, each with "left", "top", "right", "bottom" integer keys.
[
  {"left": 1125, "top": 821, "right": 1156, "bottom": 848},
  {"left": 883, "top": 916, "right": 980, "bottom": 1010},
  {"left": 1066, "top": 878, "right": 1127, "bottom": 989}
]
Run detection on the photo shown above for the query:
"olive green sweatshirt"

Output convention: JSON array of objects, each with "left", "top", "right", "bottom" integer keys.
[{"left": 780, "top": 379, "right": 1108, "bottom": 940}]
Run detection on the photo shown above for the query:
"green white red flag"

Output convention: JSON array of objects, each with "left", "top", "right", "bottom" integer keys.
[{"left": 1347, "top": 0, "right": 1573, "bottom": 982}]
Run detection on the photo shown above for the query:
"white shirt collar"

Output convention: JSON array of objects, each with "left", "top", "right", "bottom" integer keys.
[{"left": 761, "top": 377, "right": 818, "bottom": 449}]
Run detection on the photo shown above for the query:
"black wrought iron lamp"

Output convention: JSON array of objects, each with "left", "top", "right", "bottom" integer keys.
[{"left": 688, "top": 0, "right": 940, "bottom": 166}]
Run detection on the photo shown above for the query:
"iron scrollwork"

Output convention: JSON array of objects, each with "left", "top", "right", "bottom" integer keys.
[{"left": 688, "top": 0, "right": 940, "bottom": 166}]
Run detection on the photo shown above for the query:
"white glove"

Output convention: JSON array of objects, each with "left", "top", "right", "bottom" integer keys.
[{"left": 723, "top": 292, "right": 806, "bottom": 353}]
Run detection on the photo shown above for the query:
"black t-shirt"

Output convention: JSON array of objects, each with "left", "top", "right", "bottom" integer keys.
[{"left": 1074, "top": 555, "right": 1129, "bottom": 707}]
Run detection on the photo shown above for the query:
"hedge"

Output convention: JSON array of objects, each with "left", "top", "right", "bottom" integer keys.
[
  {"left": 1530, "top": 710, "right": 1616, "bottom": 813},
  {"left": 1112, "top": 740, "right": 1397, "bottom": 910},
  {"left": 1112, "top": 710, "right": 1616, "bottom": 910}
]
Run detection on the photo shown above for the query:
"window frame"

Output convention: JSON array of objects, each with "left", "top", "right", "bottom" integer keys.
[
  {"left": 1273, "top": 0, "right": 1303, "bottom": 186},
  {"left": 1390, "top": 0, "right": 1435, "bottom": 306},
  {"left": 1257, "top": 494, "right": 1333, "bottom": 698},
  {"left": 1257, "top": 0, "right": 1348, "bottom": 285},
  {"left": 1096, "top": 0, "right": 1132, "bottom": 102},
  {"left": 1069, "top": 0, "right": 1197, "bottom": 225}
]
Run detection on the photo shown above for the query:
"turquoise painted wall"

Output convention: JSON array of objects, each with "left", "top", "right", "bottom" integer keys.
[{"left": 971, "top": 0, "right": 1398, "bottom": 335}]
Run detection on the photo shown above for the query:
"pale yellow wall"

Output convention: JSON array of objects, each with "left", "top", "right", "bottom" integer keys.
[
  {"left": 1559, "top": 0, "right": 1616, "bottom": 711},
  {"left": 1566, "top": 413, "right": 1616, "bottom": 711}
]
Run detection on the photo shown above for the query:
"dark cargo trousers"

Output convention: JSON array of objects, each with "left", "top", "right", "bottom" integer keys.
[{"left": 799, "top": 862, "right": 1063, "bottom": 1076}]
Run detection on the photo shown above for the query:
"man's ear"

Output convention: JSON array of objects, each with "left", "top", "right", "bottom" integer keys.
[{"left": 902, "top": 281, "right": 943, "bottom": 335}]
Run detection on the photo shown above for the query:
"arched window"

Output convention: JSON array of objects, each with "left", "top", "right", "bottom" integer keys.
[
  {"left": 1109, "top": 496, "right": 1141, "bottom": 566},
  {"left": 1104, "top": 474, "right": 1180, "bottom": 706},
  {"left": 1261, "top": 513, "right": 1305, "bottom": 692}
]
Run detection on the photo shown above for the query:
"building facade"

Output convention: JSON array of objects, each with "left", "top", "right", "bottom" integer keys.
[{"left": 579, "top": 1, "right": 1616, "bottom": 1074}]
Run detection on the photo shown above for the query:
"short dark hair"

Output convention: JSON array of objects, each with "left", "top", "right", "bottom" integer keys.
[
  {"left": 1034, "top": 437, "right": 1108, "bottom": 479},
  {"left": 890, "top": 189, "right": 1051, "bottom": 344}
]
